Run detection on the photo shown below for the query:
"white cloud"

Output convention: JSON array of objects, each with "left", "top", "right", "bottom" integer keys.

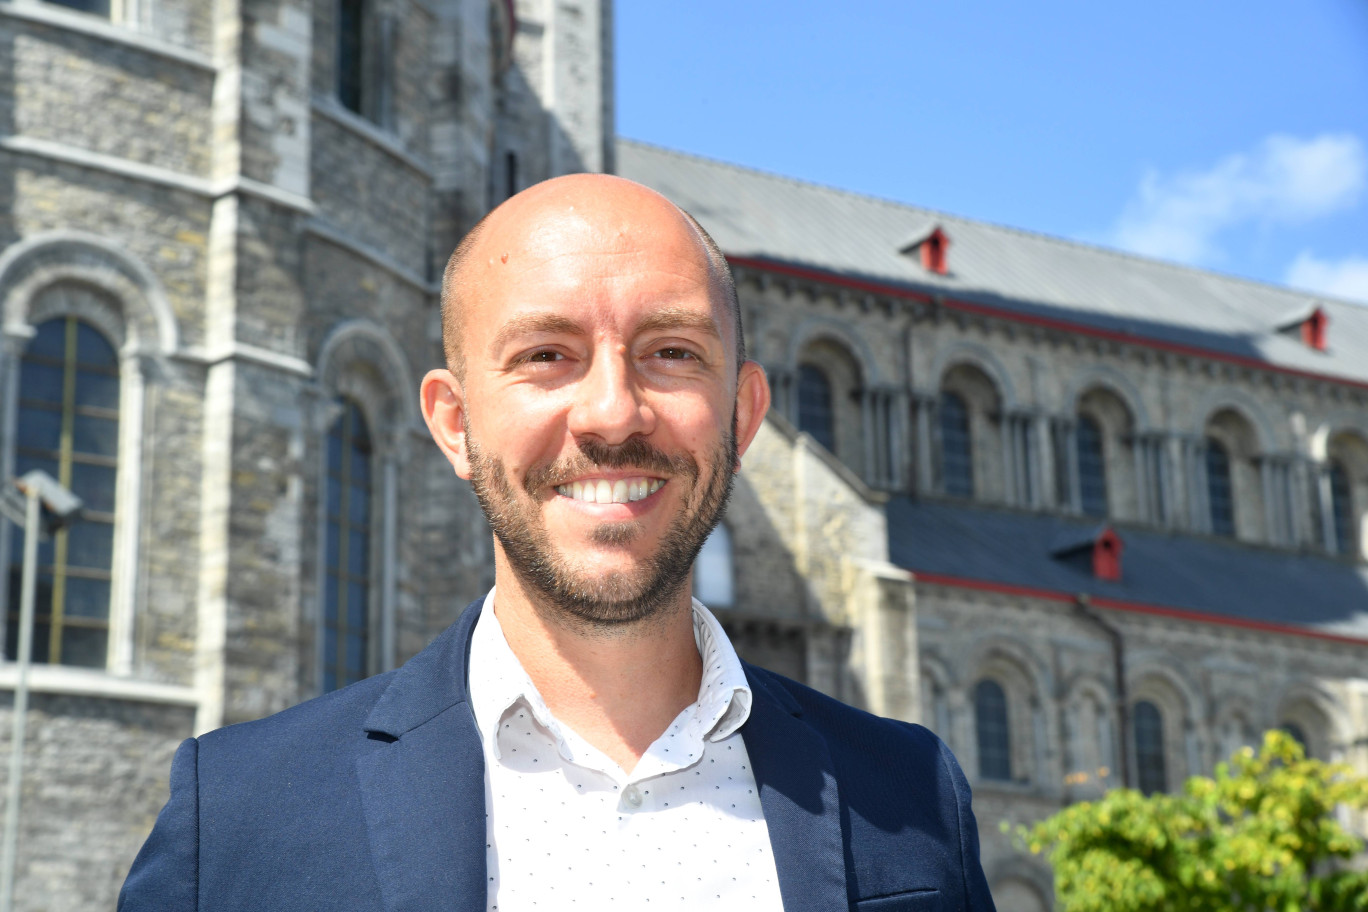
[
  {"left": 1285, "top": 251, "right": 1368, "bottom": 304},
  {"left": 1111, "top": 133, "right": 1366, "bottom": 263}
]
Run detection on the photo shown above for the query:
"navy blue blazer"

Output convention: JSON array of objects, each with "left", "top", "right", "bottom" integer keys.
[{"left": 121, "top": 600, "right": 995, "bottom": 911}]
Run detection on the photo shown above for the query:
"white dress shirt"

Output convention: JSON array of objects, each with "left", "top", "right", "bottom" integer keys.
[{"left": 468, "top": 589, "right": 786, "bottom": 911}]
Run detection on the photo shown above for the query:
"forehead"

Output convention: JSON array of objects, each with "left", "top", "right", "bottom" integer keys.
[{"left": 463, "top": 188, "right": 727, "bottom": 338}]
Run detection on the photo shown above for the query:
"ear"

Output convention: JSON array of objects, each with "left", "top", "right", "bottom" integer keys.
[
  {"left": 420, "top": 368, "right": 473, "bottom": 480},
  {"left": 731, "top": 360, "right": 772, "bottom": 468}
]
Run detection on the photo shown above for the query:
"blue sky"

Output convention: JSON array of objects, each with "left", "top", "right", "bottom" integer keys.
[{"left": 616, "top": 1, "right": 1368, "bottom": 303}]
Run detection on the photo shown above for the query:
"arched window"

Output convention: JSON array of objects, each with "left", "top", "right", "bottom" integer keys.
[
  {"left": 7, "top": 317, "right": 119, "bottom": 667},
  {"left": 797, "top": 364, "right": 836, "bottom": 453},
  {"left": 1134, "top": 700, "right": 1167, "bottom": 794},
  {"left": 1206, "top": 439, "right": 1235, "bottom": 537},
  {"left": 1329, "top": 460, "right": 1354, "bottom": 556},
  {"left": 940, "top": 391, "right": 974, "bottom": 498},
  {"left": 974, "top": 679, "right": 1011, "bottom": 781},
  {"left": 323, "top": 400, "right": 373, "bottom": 691},
  {"left": 1077, "top": 414, "right": 1108, "bottom": 517},
  {"left": 692, "top": 523, "right": 734, "bottom": 608}
]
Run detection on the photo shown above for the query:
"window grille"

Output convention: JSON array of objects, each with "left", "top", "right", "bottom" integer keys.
[
  {"left": 974, "top": 679, "right": 1011, "bottom": 781},
  {"left": 7, "top": 317, "right": 119, "bottom": 667},
  {"left": 1134, "top": 700, "right": 1167, "bottom": 794},
  {"left": 939, "top": 391, "right": 973, "bottom": 498},
  {"left": 323, "top": 400, "right": 373, "bottom": 691},
  {"left": 1076, "top": 414, "right": 1108, "bottom": 517},
  {"left": 1206, "top": 440, "right": 1235, "bottom": 537},
  {"left": 797, "top": 365, "right": 836, "bottom": 454}
]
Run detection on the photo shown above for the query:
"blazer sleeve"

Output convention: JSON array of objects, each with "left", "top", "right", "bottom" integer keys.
[
  {"left": 119, "top": 737, "right": 200, "bottom": 911},
  {"left": 938, "top": 736, "right": 997, "bottom": 912}
]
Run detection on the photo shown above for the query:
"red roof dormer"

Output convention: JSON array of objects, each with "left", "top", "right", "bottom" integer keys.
[
  {"left": 1092, "top": 527, "right": 1123, "bottom": 582},
  {"left": 1277, "top": 304, "right": 1329, "bottom": 352},
  {"left": 1051, "top": 525, "right": 1124, "bottom": 582},
  {"left": 1302, "top": 306, "right": 1328, "bottom": 352},
  {"left": 900, "top": 225, "right": 951, "bottom": 275}
]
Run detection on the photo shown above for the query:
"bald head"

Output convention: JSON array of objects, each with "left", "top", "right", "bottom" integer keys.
[{"left": 439, "top": 174, "right": 743, "bottom": 379}]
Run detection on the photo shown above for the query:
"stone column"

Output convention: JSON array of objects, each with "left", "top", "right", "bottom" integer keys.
[
  {"left": 1316, "top": 460, "right": 1339, "bottom": 553},
  {"left": 1000, "top": 414, "right": 1018, "bottom": 505},
  {"left": 860, "top": 387, "right": 875, "bottom": 484}
]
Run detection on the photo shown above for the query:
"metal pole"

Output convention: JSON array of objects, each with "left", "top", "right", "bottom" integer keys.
[{"left": 0, "top": 486, "right": 40, "bottom": 912}]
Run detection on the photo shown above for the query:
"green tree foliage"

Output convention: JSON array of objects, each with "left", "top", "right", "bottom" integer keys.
[{"left": 1015, "top": 730, "right": 1368, "bottom": 911}]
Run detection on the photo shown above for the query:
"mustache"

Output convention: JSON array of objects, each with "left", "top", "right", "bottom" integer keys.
[{"left": 523, "top": 437, "right": 698, "bottom": 495}]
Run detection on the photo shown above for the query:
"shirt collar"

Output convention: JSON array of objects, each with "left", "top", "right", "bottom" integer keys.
[{"left": 466, "top": 588, "right": 753, "bottom": 762}]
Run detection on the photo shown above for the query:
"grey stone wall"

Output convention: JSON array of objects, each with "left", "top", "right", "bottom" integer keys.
[
  {"left": 0, "top": 691, "right": 193, "bottom": 912},
  {"left": 1, "top": 20, "right": 214, "bottom": 176}
]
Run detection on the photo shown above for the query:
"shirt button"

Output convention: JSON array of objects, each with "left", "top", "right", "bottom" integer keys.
[{"left": 623, "top": 785, "right": 643, "bottom": 808}]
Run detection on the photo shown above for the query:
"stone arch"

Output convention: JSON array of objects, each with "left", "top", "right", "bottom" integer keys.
[
  {"left": 1128, "top": 660, "right": 1201, "bottom": 791},
  {"left": 938, "top": 358, "right": 1008, "bottom": 502},
  {"left": 1063, "top": 365, "right": 1150, "bottom": 430},
  {"left": 1190, "top": 388, "right": 1278, "bottom": 452},
  {"left": 1062, "top": 673, "right": 1121, "bottom": 795},
  {"left": 919, "top": 650, "right": 957, "bottom": 747},
  {"left": 1274, "top": 679, "right": 1349, "bottom": 761},
  {"left": 0, "top": 231, "right": 178, "bottom": 355},
  {"left": 964, "top": 636, "right": 1050, "bottom": 786},
  {"left": 1210, "top": 691, "right": 1261, "bottom": 765},
  {"left": 310, "top": 320, "right": 417, "bottom": 692},
  {"left": 792, "top": 333, "right": 865, "bottom": 464},
  {"left": 1323, "top": 428, "right": 1368, "bottom": 558},
  {"left": 930, "top": 340, "right": 1016, "bottom": 409},
  {"left": 1203, "top": 406, "right": 1267, "bottom": 541},
  {"left": 784, "top": 316, "right": 880, "bottom": 385},
  {"left": 316, "top": 319, "right": 421, "bottom": 447},
  {"left": 1073, "top": 383, "right": 1140, "bottom": 521}
]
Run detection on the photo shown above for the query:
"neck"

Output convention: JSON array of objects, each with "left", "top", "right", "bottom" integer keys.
[{"left": 490, "top": 549, "right": 704, "bottom": 773}]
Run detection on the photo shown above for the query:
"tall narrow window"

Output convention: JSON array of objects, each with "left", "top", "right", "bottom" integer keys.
[
  {"left": 7, "top": 317, "right": 119, "bottom": 667},
  {"left": 1077, "top": 414, "right": 1108, "bottom": 517},
  {"left": 337, "top": 0, "right": 366, "bottom": 115},
  {"left": 1329, "top": 460, "right": 1354, "bottom": 556},
  {"left": 974, "top": 679, "right": 1011, "bottom": 781},
  {"left": 692, "top": 523, "right": 734, "bottom": 608},
  {"left": 1206, "top": 440, "right": 1235, "bottom": 537},
  {"left": 1134, "top": 700, "right": 1167, "bottom": 794},
  {"left": 323, "top": 400, "right": 372, "bottom": 691},
  {"left": 505, "top": 151, "right": 519, "bottom": 201},
  {"left": 797, "top": 365, "right": 836, "bottom": 453},
  {"left": 940, "top": 391, "right": 973, "bottom": 498}
]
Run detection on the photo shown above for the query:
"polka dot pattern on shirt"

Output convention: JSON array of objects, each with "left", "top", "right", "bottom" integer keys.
[{"left": 469, "top": 591, "right": 785, "bottom": 912}]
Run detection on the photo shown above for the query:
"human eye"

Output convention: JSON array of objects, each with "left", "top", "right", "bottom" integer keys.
[
  {"left": 652, "top": 346, "right": 697, "bottom": 361},
  {"left": 513, "top": 348, "right": 564, "bottom": 366}
]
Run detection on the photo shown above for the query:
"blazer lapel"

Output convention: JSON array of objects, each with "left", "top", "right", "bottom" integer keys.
[
  {"left": 742, "top": 665, "right": 850, "bottom": 912},
  {"left": 356, "top": 600, "right": 488, "bottom": 912}
]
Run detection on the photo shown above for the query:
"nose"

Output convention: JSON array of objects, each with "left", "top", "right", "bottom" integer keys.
[{"left": 566, "top": 344, "right": 655, "bottom": 445}]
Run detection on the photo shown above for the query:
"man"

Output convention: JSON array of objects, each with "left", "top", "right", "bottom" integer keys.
[{"left": 121, "top": 175, "right": 995, "bottom": 911}]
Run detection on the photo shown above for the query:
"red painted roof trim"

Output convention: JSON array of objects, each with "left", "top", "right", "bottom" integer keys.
[
  {"left": 726, "top": 255, "right": 1368, "bottom": 393},
  {"left": 910, "top": 570, "right": 1368, "bottom": 647}
]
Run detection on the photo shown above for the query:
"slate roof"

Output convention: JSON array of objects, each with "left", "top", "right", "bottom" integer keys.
[
  {"left": 617, "top": 139, "right": 1368, "bottom": 387},
  {"left": 885, "top": 496, "right": 1368, "bottom": 643}
]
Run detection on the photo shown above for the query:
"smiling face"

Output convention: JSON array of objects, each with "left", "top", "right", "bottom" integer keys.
[{"left": 421, "top": 175, "right": 770, "bottom": 631}]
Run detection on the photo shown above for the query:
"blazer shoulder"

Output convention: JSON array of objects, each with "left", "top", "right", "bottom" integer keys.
[{"left": 745, "top": 662, "right": 950, "bottom": 767}]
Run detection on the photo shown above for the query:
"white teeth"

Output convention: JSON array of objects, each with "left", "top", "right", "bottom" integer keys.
[{"left": 556, "top": 477, "right": 665, "bottom": 503}]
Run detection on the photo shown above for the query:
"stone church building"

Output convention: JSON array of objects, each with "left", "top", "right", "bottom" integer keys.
[{"left": 0, "top": 2, "right": 1364, "bottom": 910}]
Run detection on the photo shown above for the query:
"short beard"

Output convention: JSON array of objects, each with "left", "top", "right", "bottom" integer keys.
[{"left": 466, "top": 423, "right": 737, "bottom": 634}]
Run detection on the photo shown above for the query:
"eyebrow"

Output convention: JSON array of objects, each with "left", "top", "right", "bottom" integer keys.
[
  {"left": 488, "top": 312, "right": 585, "bottom": 356},
  {"left": 635, "top": 306, "right": 723, "bottom": 341}
]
